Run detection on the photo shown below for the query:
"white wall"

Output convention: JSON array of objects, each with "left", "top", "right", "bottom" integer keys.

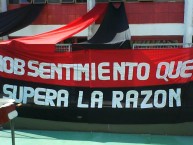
[{"left": 9, "top": 23, "right": 184, "bottom": 37}]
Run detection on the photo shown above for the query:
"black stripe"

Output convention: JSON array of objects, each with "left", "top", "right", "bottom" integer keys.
[{"left": 1, "top": 77, "right": 193, "bottom": 124}]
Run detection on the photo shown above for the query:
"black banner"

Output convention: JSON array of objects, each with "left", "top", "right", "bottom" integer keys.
[{"left": 1, "top": 77, "right": 193, "bottom": 124}]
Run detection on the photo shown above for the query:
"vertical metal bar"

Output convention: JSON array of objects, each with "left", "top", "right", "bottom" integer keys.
[
  {"left": 10, "top": 120, "right": 15, "bottom": 145},
  {"left": 0, "top": 0, "right": 8, "bottom": 40},
  {"left": 87, "top": 0, "right": 96, "bottom": 39},
  {"left": 183, "top": 0, "right": 193, "bottom": 47}
]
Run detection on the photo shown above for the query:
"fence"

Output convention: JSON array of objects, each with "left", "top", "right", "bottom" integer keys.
[
  {"left": 55, "top": 43, "right": 193, "bottom": 52},
  {"left": 132, "top": 43, "right": 193, "bottom": 49},
  {"left": 55, "top": 44, "right": 72, "bottom": 52}
]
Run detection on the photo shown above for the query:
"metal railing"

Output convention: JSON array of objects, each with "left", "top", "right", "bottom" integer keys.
[
  {"left": 55, "top": 43, "right": 193, "bottom": 52},
  {"left": 132, "top": 43, "right": 193, "bottom": 49},
  {"left": 55, "top": 44, "right": 72, "bottom": 52}
]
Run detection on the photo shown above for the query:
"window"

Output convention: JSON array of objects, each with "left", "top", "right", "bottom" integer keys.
[
  {"left": 75, "top": 0, "right": 86, "bottom": 3},
  {"left": 33, "top": 0, "right": 46, "bottom": 4},
  {"left": 20, "top": 0, "right": 32, "bottom": 3},
  {"left": 9, "top": 0, "right": 19, "bottom": 4},
  {"left": 61, "top": 0, "right": 75, "bottom": 3},
  {"left": 47, "top": 0, "right": 60, "bottom": 3}
]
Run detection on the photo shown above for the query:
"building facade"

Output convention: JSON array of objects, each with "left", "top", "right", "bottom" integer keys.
[{"left": 1, "top": 0, "right": 191, "bottom": 45}]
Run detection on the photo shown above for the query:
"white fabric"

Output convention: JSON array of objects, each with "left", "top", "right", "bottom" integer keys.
[
  {"left": 0, "top": 98, "right": 15, "bottom": 108},
  {"left": 8, "top": 110, "right": 18, "bottom": 120}
]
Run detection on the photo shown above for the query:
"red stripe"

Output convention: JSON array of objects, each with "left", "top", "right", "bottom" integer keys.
[
  {"left": 0, "top": 48, "right": 193, "bottom": 88},
  {"left": 0, "top": 104, "right": 15, "bottom": 124}
]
